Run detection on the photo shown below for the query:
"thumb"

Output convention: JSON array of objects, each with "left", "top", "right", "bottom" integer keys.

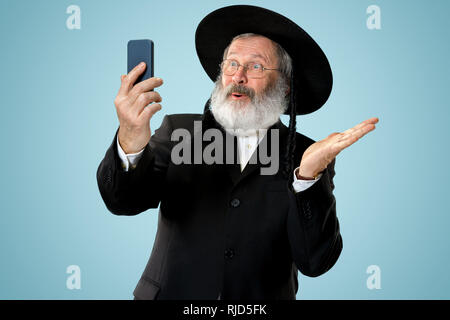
[{"left": 327, "top": 132, "right": 340, "bottom": 139}]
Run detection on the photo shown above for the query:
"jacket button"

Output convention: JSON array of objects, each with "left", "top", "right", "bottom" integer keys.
[
  {"left": 230, "top": 198, "right": 240, "bottom": 208},
  {"left": 224, "top": 249, "right": 235, "bottom": 259}
]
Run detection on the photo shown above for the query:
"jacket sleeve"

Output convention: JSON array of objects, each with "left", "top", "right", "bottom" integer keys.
[
  {"left": 287, "top": 158, "right": 343, "bottom": 277},
  {"left": 96, "top": 115, "right": 174, "bottom": 216}
]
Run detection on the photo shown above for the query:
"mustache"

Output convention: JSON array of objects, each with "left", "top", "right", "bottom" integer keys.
[{"left": 224, "top": 84, "right": 255, "bottom": 99}]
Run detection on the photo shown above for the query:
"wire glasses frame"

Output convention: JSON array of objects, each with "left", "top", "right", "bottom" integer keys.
[{"left": 220, "top": 59, "right": 280, "bottom": 79}]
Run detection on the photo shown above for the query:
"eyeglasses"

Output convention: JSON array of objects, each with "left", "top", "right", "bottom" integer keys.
[{"left": 220, "top": 59, "right": 280, "bottom": 79}]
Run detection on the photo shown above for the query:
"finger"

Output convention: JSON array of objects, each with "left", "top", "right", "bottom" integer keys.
[
  {"left": 358, "top": 117, "right": 379, "bottom": 125},
  {"left": 325, "top": 118, "right": 380, "bottom": 144},
  {"left": 346, "top": 122, "right": 376, "bottom": 140},
  {"left": 116, "top": 75, "right": 127, "bottom": 98},
  {"left": 334, "top": 123, "right": 376, "bottom": 152},
  {"left": 353, "top": 117, "right": 379, "bottom": 128},
  {"left": 129, "top": 77, "right": 164, "bottom": 104},
  {"left": 327, "top": 118, "right": 378, "bottom": 154},
  {"left": 132, "top": 91, "right": 163, "bottom": 116},
  {"left": 339, "top": 117, "right": 379, "bottom": 142},
  {"left": 341, "top": 117, "right": 379, "bottom": 136},
  {"left": 139, "top": 103, "right": 162, "bottom": 121},
  {"left": 118, "top": 62, "right": 147, "bottom": 97}
]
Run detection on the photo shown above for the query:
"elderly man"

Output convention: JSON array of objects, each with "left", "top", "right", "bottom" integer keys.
[{"left": 97, "top": 5, "right": 378, "bottom": 300}]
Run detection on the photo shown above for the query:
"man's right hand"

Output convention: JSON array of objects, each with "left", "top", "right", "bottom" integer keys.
[{"left": 115, "top": 62, "right": 163, "bottom": 154}]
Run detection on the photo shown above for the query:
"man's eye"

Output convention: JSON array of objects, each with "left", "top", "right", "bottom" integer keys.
[
  {"left": 251, "top": 63, "right": 262, "bottom": 70},
  {"left": 230, "top": 61, "right": 239, "bottom": 67}
]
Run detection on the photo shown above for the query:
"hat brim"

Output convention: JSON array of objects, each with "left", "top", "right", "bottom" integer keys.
[{"left": 195, "top": 5, "right": 333, "bottom": 115}]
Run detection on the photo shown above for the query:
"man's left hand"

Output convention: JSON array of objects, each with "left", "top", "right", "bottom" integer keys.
[{"left": 297, "top": 117, "right": 379, "bottom": 179}]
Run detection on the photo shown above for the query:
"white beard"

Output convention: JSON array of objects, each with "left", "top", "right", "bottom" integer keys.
[{"left": 209, "top": 77, "right": 288, "bottom": 137}]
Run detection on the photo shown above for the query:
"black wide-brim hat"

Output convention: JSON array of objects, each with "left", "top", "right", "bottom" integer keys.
[{"left": 195, "top": 5, "right": 333, "bottom": 115}]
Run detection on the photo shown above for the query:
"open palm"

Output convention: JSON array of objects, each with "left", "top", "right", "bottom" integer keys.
[{"left": 298, "top": 117, "right": 379, "bottom": 178}]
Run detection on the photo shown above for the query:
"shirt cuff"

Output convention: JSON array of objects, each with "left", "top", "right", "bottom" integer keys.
[
  {"left": 291, "top": 167, "right": 322, "bottom": 193},
  {"left": 116, "top": 136, "right": 145, "bottom": 172}
]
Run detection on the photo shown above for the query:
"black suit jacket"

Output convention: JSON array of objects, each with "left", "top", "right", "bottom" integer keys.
[{"left": 96, "top": 108, "right": 342, "bottom": 300}]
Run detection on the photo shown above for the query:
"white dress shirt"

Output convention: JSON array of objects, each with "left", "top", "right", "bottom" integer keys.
[{"left": 116, "top": 131, "right": 321, "bottom": 193}]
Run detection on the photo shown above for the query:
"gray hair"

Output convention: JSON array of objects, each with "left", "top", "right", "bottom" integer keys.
[{"left": 222, "top": 33, "right": 292, "bottom": 82}]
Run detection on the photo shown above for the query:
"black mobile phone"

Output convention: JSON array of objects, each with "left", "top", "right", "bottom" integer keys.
[{"left": 127, "top": 39, "right": 154, "bottom": 84}]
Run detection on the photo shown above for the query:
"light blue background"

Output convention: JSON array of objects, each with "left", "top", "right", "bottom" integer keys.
[{"left": 1, "top": 0, "right": 449, "bottom": 299}]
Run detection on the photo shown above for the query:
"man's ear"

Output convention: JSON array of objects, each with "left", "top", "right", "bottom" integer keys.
[{"left": 285, "top": 83, "right": 290, "bottom": 96}]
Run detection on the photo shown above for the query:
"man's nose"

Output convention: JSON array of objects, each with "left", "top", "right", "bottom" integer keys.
[{"left": 232, "top": 66, "right": 248, "bottom": 84}]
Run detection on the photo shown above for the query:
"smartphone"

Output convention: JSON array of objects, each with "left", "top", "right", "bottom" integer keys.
[{"left": 127, "top": 39, "right": 154, "bottom": 84}]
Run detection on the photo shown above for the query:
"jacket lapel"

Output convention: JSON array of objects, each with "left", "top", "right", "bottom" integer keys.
[{"left": 234, "top": 120, "right": 288, "bottom": 186}]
